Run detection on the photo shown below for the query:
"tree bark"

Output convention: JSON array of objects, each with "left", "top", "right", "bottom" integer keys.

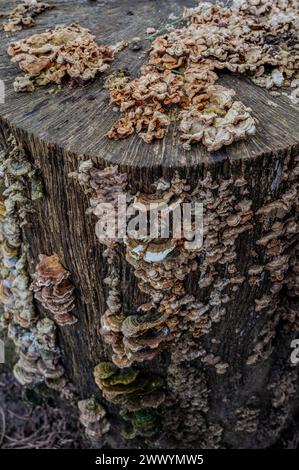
[{"left": 0, "top": 0, "right": 298, "bottom": 449}]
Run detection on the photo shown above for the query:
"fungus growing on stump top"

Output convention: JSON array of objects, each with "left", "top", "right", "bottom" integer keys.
[
  {"left": 107, "top": 0, "right": 298, "bottom": 151},
  {"left": 0, "top": 1, "right": 54, "bottom": 33},
  {"left": 7, "top": 23, "right": 125, "bottom": 91}
]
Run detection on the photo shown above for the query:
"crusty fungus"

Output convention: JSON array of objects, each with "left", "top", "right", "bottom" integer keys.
[
  {"left": 31, "top": 254, "right": 77, "bottom": 326},
  {"left": 7, "top": 23, "right": 125, "bottom": 92},
  {"left": 107, "top": 0, "right": 298, "bottom": 151},
  {"left": 0, "top": 1, "right": 54, "bottom": 33}
]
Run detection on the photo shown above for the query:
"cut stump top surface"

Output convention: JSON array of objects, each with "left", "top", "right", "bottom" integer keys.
[{"left": 0, "top": 0, "right": 298, "bottom": 168}]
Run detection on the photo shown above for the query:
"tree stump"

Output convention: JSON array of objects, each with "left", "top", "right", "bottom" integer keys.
[{"left": 0, "top": 0, "right": 298, "bottom": 449}]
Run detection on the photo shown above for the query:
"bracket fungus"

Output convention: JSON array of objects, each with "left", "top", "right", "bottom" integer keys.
[
  {"left": 0, "top": 135, "right": 40, "bottom": 329},
  {"left": 94, "top": 362, "right": 165, "bottom": 413},
  {"left": 107, "top": 0, "right": 298, "bottom": 151},
  {"left": 94, "top": 362, "right": 165, "bottom": 441},
  {"left": 7, "top": 23, "right": 125, "bottom": 92},
  {"left": 31, "top": 254, "right": 77, "bottom": 326},
  {"left": 0, "top": 1, "right": 54, "bottom": 32},
  {"left": 78, "top": 398, "right": 110, "bottom": 442}
]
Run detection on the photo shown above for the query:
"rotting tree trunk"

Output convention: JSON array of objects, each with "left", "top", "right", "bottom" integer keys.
[{"left": 0, "top": 0, "right": 299, "bottom": 449}]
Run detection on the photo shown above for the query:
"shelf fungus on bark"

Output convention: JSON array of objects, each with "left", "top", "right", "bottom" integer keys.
[
  {"left": 0, "top": 134, "right": 41, "bottom": 329},
  {"left": 94, "top": 362, "right": 165, "bottom": 413},
  {"left": 8, "top": 318, "right": 66, "bottom": 390},
  {"left": 234, "top": 405, "right": 260, "bottom": 433},
  {"left": 78, "top": 398, "right": 110, "bottom": 442},
  {"left": 0, "top": 1, "right": 54, "bottom": 33},
  {"left": 163, "top": 362, "right": 223, "bottom": 448},
  {"left": 119, "top": 174, "right": 204, "bottom": 366},
  {"left": 7, "top": 23, "right": 126, "bottom": 92},
  {"left": 31, "top": 254, "right": 77, "bottom": 326},
  {"left": 94, "top": 362, "right": 165, "bottom": 440},
  {"left": 107, "top": 0, "right": 298, "bottom": 151},
  {"left": 86, "top": 165, "right": 132, "bottom": 367}
]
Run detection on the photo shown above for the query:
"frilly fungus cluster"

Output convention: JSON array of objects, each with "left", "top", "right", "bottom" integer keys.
[
  {"left": 8, "top": 318, "right": 65, "bottom": 390},
  {"left": 31, "top": 254, "right": 77, "bottom": 326},
  {"left": 235, "top": 405, "right": 260, "bottom": 433},
  {"left": 107, "top": 0, "right": 298, "bottom": 151},
  {"left": 0, "top": 1, "right": 54, "bottom": 32},
  {"left": 0, "top": 134, "right": 66, "bottom": 392},
  {"left": 68, "top": 145, "right": 298, "bottom": 447},
  {"left": 121, "top": 175, "right": 202, "bottom": 366},
  {"left": 246, "top": 157, "right": 299, "bottom": 365},
  {"left": 261, "top": 368, "right": 298, "bottom": 444},
  {"left": 7, "top": 23, "right": 125, "bottom": 92},
  {"left": 78, "top": 397, "right": 110, "bottom": 441},
  {"left": 94, "top": 362, "right": 165, "bottom": 439},
  {"left": 164, "top": 362, "right": 223, "bottom": 449},
  {"left": 0, "top": 134, "right": 41, "bottom": 329},
  {"left": 87, "top": 167, "right": 207, "bottom": 368},
  {"left": 88, "top": 166, "right": 131, "bottom": 368},
  {"left": 85, "top": 165, "right": 250, "bottom": 372}
]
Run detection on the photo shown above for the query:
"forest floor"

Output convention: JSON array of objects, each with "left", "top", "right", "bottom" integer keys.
[{"left": 0, "top": 367, "right": 89, "bottom": 449}]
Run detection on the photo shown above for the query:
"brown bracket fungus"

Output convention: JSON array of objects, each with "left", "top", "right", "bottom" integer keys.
[
  {"left": 78, "top": 398, "right": 110, "bottom": 442},
  {"left": 31, "top": 254, "right": 77, "bottom": 326}
]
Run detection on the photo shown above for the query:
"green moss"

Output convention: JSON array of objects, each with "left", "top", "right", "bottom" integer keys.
[
  {"left": 104, "top": 368, "right": 140, "bottom": 386},
  {"left": 94, "top": 362, "right": 118, "bottom": 380},
  {"left": 121, "top": 409, "right": 161, "bottom": 440}
]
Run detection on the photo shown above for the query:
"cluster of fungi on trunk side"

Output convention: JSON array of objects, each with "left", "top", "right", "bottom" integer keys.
[
  {"left": 0, "top": 133, "right": 67, "bottom": 392},
  {"left": 68, "top": 142, "right": 298, "bottom": 446}
]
